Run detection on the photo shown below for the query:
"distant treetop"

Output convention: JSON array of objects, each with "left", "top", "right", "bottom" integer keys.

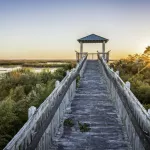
[{"left": 144, "top": 46, "right": 150, "bottom": 56}]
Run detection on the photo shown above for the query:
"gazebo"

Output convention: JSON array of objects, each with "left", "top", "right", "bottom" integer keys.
[{"left": 76, "top": 34, "right": 109, "bottom": 61}]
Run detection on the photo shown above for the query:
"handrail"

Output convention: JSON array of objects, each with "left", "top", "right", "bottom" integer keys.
[
  {"left": 4, "top": 55, "right": 88, "bottom": 150},
  {"left": 99, "top": 55, "right": 150, "bottom": 134},
  {"left": 97, "top": 54, "right": 150, "bottom": 149},
  {"left": 78, "top": 52, "right": 108, "bottom": 54}
]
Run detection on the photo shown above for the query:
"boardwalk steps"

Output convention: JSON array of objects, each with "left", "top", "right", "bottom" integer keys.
[{"left": 53, "top": 60, "right": 131, "bottom": 150}]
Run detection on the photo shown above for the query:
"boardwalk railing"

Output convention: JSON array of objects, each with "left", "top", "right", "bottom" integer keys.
[
  {"left": 98, "top": 53, "right": 150, "bottom": 150},
  {"left": 4, "top": 55, "right": 88, "bottom": 150}
]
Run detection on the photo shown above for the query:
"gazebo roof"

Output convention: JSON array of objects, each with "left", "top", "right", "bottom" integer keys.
[{"left": 78, "top": 34, "right": 109, "bottom": 43}]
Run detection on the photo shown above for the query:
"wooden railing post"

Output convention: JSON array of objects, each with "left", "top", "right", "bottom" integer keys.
[
  {"left": 28, "top": 106, "right": 36, "bottom": 119},
  {"left": 75, "top": 51, "right": 79, "bottom": 62},
  {"left": 115, "top": 70, "right": 119, "bottom": 76},
  {"left": 106, "top": 52, "right": 109, "bottom": 62},
  {"left": 97, "top": 51, "right": 100, "bottom": 60},
  {"left": 107, "top": 50, "right": 111, "bottom": 62},
  {"left": 125, "top": 81, "right": 130, "bottom": 89}
]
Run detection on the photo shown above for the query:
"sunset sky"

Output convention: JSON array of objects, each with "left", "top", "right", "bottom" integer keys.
[{"left": 0, "top": 0, "right": 150, "bottom": 59}]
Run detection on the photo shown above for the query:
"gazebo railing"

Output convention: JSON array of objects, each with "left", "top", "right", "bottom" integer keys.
[
  {"left": 4, "top": 55, "right": 88, "bottom": 150},
  {"left": 75, "top": 51, "right": 110, "bottom": 62}
]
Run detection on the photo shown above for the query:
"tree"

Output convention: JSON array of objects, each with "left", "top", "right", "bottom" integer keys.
[
  {"left": 0, "top": 98, "right": 17, "bottom": 149},
  {"left": 110, "top": 49, "right": 150, "bottom": 109},
  {"left": 144, "top": 46, "right": 150, "bottom": 56}
]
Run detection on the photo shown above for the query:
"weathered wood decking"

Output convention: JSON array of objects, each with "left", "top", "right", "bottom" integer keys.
[{"left": 55, "top": 60, "right": 131, "bottom": 150}]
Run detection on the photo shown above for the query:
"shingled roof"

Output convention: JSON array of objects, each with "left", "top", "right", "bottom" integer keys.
[{"left": 78, "top": 34, "right": 109, "bottom": 43}]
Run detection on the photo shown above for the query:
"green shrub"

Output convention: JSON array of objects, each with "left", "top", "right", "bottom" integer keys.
[
  {"left": 78, "top": 121, "right": 91, "bottom": 132},
  {"left": 64, "top": 118, "right": 74, "bottom": 127}
]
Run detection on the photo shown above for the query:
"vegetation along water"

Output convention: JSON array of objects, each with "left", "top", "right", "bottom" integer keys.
[{"left": 0, "top": 61, "right": 76, "bottom": 149}]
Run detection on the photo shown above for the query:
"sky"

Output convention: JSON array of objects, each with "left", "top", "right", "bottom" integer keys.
[{"left": 0, "top": 0, "right": 150, "bottom": 59}]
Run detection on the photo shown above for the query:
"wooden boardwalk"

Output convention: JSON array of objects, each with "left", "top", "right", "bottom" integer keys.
[{"left": 55, "top": 60, "right": 131, "bottom": 150}]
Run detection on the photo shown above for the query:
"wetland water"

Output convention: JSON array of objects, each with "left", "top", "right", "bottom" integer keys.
[{"left": 0, "top": 66, "right": 58, "bottom": 74}]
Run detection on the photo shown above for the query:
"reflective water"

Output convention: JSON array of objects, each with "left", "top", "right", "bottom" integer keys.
[
  {"left": 0, "top": 66, "right": 22, "bottom": 74},
  {"left": 31, "top": 68, "right": 57, "bottom": 73},
  {"left": 0, "top": 66, "right": 58, "bottom": 74}
]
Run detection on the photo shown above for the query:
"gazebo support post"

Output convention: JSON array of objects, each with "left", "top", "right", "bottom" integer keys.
[
  {"left": 102, "top": 41, "right": 105, "bottom": 59},
  {"left": 80, "top": 42, "right": 83, "bottom": 59}
]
